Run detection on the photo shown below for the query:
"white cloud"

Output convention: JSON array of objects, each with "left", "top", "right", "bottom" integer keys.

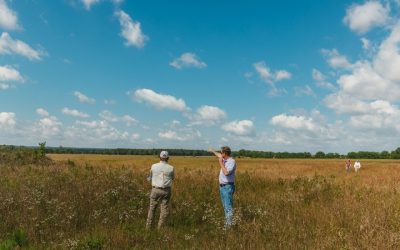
[
  {"left": 373, "top": 23, "right": 400, "bottom": 83},
  {"left": 74, "top": 91, "right": 95, "bottom": 104},
  {"left": 361, "top": 37, "right": 371, "bottom": 49},
  {"left": 158, "top": 130, "right": 185, "bottom": 141},
  {"left": 131, "top": 133, "right": 140, "bottom": 140},
  {"left": 121, "top": 115, "right": 138, "bottom": 126},
  {"left": 115, "top": 10, "right": 148, "bottom": 48},
  {"left": 253, "top": 61, "right": 291, "bottom": 83},
  {"left": 294, "top": 85, "right": 316, "bottom": 97},
  {"left": 0, "top": 32, "right": 45, "bottom": 60},
  {"left": 275, "top": 70, "right": 292, "bottom": 81},
  {"left": 322, "top": 49, "right": 353, "bottom": 69},
  {"left": 36, "top": 108, "right": 49, "bottom": 117},
  {"left": 131, "top": 88, "right": 188, "bottom": 112},
  {"left": 81, "top": 0, "right": 100, "bottom": 10},
  {"left": 104, "top": 99, "right": 116, "bottom": 105},
  {"left": 343, "top": 1, "right": 390, "bottom": 34},
  {"left": 189, "top": 105, "right": 227, "bottom": 126},
  {"left": 99, "top": 110, "right": 118, "bottom": 122},
  {"left": 80, "top": 0, "right": 123, "bottom": 9},
  {"left": 72, "top": 120, "right": 130, "bottom": 142},
  {"left": 0, "top": 112, "right": 16, "bottom": 128},
  {"left": 158, "top": 129, "right": 201, "bottom": 142},
  {"left": 0, "top": 65, "right": 23, "bottom": 82},
  {"left": 270, "top": 114, "right": 317, "bottom": 131},
  {"left": 0, "top": 83, "right": 10, "bottom": 89},
  {"left": 0, "top": 0, "right": 19, "bottom": 30},
  {"left": 323, "top": 23, "right": 400, "bottom": 109},
  {"left": 35, "top": 115, "right": 62, "bottom": 138},
  {"left": 312, "top": 68, "right": 337, "bottom": 91},
  {"left": 221, "top": 120, "right": 255, "bottom": 136},
  {"left": 312, "top": 68, "right": 326, "bottom": 82},
  {"left": 62, "top": 108, "right": 90, "bottom": 118},
  {"left": 99, "top": 110, "right": 138, "bottom": 126},
  {"left": 170, "top": 53, "right": 207, "bottom": 69},
  {"left": 347, "top": 100, "right": 400, "bottom": 132},
  {"left": 324, "top": 92, "right": 370, "bottom": 114},
  {"left": 0, "top": 65, "right": 23, "bottom": 89}
]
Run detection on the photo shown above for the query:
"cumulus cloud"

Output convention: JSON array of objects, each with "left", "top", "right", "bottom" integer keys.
[
  {"left": 0, "top": 83, "right": 10, "bottom": 89},
  {"left": 115, "top": 10, "right": 148, "bottom": 48},
  {"left": 294, "top": 85, "right": 316, "bottom": 97},
  {"left": 62, "top": 108, "right": 90, "bottom": 118},
  {"left": 99, "top": 110, "right": 138, "bottom": 126},
  {"left": 74, "top": 91, "right": 95, "bottom": 104},
  {"left": 121, "top": 115, "right": 138, "bottom": 126},
  {"left": 188, "top": 105, "right": 227, "bottom": 126},
  {"left": 271, "top": 114, "right": 318, "bottom": 131},
  {"left": 158, "top": 130, "right": 185, "bottom": 141},
  {"left": 99, "top": 110, "right": 118, "bottom": 122},
  {"left": 81, "top": 0, "right": 101, "bottom": 10},
  {"left": 72, "top": 120, "right": 131, "bottom": 142},
  {"left": 312, "top": 68, "right": 337, "bottom": 91},
  {"left": 253, "top": 61, "right": 291, "bottom": 83},
  {"left": 251, "top": 61, "right": 291, "bottom": 95},
  {"left": 170, "top": 53, "right": 207, "bottom": 69},
  {"left": 158, "top": 129, "right": 201, "bottom": 142},
  {"left": 35, "top": 115, "right": 62, "bottom": 138},
  {"left": 322, "top": 49, "right": 353, "bottom": 69},
  {"left": 131, "top": 88, "right": 188, "bottom": 112},
  {"left": 0, "top": 111, "right": 16, "bottom": 129},
  {"left": 0, "top": 32, "right": 45, "bottom": 60},
  {"left": 361, "top": 37, "right": 371, "bottom": 50},
  {"left": 0, "top": 0, "right": 19, "bottom": 30},
  {"left": 80, "top": 0, "right": 123, "bottom": 9},
  {"left": 0, "top": 65, "right": 23, "bottom": 82},
  {"left": 347, "top": 100, "right": 400, "bottom": 133},
  {"left": 36, "top": 108, "right": 49, "bottom": 117},
  {"left": 343, "top": 1, "right": 390, "bottom": 34},
  {"left": 0, "top": 65, "right": 23, "bottom": 89},
  {"left": 221, "top": 120, "right": 255, "bottom": 136}
]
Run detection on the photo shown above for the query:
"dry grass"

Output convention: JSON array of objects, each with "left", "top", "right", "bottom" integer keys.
[{"left": 1, "top": 154, "right": 400, "bottom": 249}]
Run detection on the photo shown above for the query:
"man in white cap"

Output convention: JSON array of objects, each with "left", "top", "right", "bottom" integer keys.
[{"left": 146, "top": 150, "right": 175, "bottom": 229}]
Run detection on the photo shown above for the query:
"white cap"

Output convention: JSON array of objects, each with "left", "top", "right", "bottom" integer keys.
[{"left": 160, "top": 151, "right": 169, "bottom": 159}]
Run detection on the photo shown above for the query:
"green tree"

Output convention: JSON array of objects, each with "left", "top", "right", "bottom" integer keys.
[{"left": 38, "top": 141, "right": 46, "bottom": 157}]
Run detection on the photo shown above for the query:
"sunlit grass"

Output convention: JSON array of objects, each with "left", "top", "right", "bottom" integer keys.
[{"left": 1, "top": 154, "right": 400, "bottom": 248}]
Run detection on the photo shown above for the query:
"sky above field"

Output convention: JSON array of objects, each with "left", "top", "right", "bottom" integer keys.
[{"left": 0, "top": 0, "right": 400, "bottom": 153}]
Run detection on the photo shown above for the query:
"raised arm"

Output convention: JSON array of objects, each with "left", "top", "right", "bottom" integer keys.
[{"left": 208, "top": 147, "right": 222, "bottom": 158}]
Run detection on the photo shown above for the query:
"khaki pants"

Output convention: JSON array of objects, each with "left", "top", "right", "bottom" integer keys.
[{"left": 146, "top": 187, "right": 171, "bottom": 229}]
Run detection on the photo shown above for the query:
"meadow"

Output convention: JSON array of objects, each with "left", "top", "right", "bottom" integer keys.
[{"left": 1, "top": 153, "right": 400, "bottom": 249}]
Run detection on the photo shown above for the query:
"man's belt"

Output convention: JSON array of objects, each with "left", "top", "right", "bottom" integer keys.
[
  {"left": 152, "top": 186, "right": 171, "bottom": 189},
  {"left": 219, "top": 182, "right": 234, "bottom": 187}
]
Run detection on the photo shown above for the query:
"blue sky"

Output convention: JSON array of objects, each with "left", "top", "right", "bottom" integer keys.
[{"left": 0, "top": 0, "right": 400, "bottom": 153}]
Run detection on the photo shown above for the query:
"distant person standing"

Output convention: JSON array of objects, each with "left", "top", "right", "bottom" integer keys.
[
  {"left": 146, "top": 151, "right": 175, "bottom": 230},
  {"left": 345, "top": 159, "right": 351, "bottom": 173},
  {"left": 210, "top": 146, "right": 237, "bottom": 228},
  {"left": 354, "top": 160, "right": 361, "bottom": 172}
]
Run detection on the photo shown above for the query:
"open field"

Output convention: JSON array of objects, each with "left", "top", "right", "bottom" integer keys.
[{"left": 1, "top": 154, "right": 400, "bottom": 249}]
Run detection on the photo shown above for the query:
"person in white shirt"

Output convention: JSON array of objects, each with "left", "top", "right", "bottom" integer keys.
[
  {"left": 354, "top": 160, "right": 361, "bottom": 172},
  {"left": 210, "top": 146, "right": 237, "bottom": 228},
  {"left": 146, "top": 151, "right": 175, "bottom": 229}
]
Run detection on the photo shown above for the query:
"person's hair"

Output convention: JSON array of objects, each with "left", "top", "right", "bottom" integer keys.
[{"left": 221, "top": 146, "right": 231, "bottom": 156}]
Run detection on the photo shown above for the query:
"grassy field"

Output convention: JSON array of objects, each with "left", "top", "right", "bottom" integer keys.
[{"left": 1, "top": 154, "right": 400, "bottom": 249}]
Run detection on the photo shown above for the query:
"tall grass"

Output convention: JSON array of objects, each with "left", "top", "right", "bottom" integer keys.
[{"left": 1, "top": 153, "right": 400, "bottom": 248}]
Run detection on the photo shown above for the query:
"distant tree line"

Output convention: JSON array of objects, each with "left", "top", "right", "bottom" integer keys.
[{"left": 2, "top": 145, "right": 400, "bottom": 159}]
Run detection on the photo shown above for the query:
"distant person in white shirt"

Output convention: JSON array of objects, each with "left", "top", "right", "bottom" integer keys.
[
  {"left": 146, "top": 151, "right": 175, "bottom": 230},
  {"left": 354, "top": 160, "right": 361, "bottom": 172}
]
